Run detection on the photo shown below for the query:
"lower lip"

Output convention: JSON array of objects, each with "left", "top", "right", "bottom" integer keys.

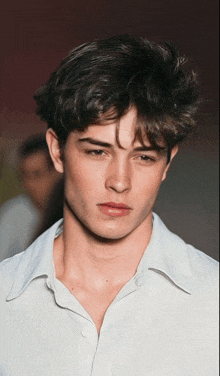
[{"left": 98, "top": 205, "right": 131, "bottom": 217}]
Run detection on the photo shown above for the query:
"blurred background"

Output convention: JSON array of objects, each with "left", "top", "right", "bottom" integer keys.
[{"left": 0, "top": 0, "right": 219, "bottom": 260}]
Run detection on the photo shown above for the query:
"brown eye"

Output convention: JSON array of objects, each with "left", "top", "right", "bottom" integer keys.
[
  {"left": 86, "top": 150, "right": 105, "bottom": 156},
  {"left": 139, "top": 155, "right": 154, "bottom": 162},
  {"left": 92, "top": 150, "right": 104, "bottom": 155}
]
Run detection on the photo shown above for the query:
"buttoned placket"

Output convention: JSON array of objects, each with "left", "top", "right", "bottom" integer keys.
[
  {"left": 46, "top": 276, "right": 99, "bottom": 373},
  {"left": 46, "top": 270, "right": 145, "bottom": 376},
  {"left": 90, "top": 273, "right": 144, "bottom": 376}
]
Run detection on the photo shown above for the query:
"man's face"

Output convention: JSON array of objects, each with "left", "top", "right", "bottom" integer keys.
[
  {"left": 20, "top": 150, "right": 60, "bottom": 211},
  {"left": 47, "top": 107, "right": 177, "bottom": 240}
]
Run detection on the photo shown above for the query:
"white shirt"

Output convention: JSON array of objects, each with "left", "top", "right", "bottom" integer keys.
[
  {"left": 0, "top": 194, "right": 41, "bottom": 262},
  {"left": 0, "top": 213, "right": 219, "bottom": 375}
]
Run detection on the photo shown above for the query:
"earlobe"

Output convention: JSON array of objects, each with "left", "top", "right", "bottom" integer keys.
[{"left": 46, "top": 129, "right": 64, "bottom": 174}]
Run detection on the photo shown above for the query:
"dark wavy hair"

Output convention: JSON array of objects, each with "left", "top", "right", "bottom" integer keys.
[{"left": 34, "top": 35, "right": 200, "bottom": 159}]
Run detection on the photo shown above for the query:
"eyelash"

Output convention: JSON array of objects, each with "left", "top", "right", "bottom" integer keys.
[
  {"left": 139, "top": 155, "right": 155, "bottom": 162},
  {"left": 85, "top": 149, "right": 156, "bottom": 162},
  {"left": 86, "top": 150, "right": 105, "bottom": 156}
]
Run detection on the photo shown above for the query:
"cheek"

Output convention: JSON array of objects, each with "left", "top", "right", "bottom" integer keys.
[
  {"left": 135, "top": 168, "right": 165, "bottom": 195},
  {"left": 132, "top": 169, "right": 166, "bottom": 213},
  {"left": 64, "top": 160, "right": 104, "bottom": 197}
]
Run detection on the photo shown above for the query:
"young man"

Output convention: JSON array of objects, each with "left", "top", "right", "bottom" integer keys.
[{"left": 1, "top": 35, "right": 218, "bottom": 375}]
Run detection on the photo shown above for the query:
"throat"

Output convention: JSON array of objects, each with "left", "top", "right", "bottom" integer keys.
[{"left": 58, "top": 275, "right": 126, "bottom": 334}]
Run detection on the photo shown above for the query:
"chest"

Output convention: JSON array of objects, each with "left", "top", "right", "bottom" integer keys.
[
  {"left": 64, "top": 281, "right": 125, "bottom": 333},
  {"left": 5, "top": 283, "right": 218, "bottom": 376}
]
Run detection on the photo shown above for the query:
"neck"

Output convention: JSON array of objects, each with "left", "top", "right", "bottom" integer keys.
[{"left": 54, "top": 208, "right": 153, "bottom": 288}]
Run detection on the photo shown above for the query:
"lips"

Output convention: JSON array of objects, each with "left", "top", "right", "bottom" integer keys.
[
  {"left": 99, "top": 202, "right": 131, "bottom": 209},
  {"left": 98, "top": 202, "right": 132, "bottom": 217}
]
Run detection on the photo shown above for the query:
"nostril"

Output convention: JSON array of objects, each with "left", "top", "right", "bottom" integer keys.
[{"left": 108, "top": 178, "right": 131, "bottom": 193}]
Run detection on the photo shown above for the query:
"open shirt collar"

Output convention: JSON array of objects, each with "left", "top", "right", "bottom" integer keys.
[{"left": 6, "top": 213, "right": 194, "bottom": 301}]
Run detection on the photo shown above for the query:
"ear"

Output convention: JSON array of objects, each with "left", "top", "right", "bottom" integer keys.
[
  {"left": 162, "top": 145, "right": 178, "bottom": 181},
  {"left": 46, "top": 129, "right": 64, "bottom": 174}
]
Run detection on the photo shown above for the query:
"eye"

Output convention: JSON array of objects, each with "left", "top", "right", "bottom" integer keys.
[
  {"left": 138, "top": 155, "right": 155, "bottom": 162},
  {"left": 86, "top": 149, "right": 105, "bottom": 156}
]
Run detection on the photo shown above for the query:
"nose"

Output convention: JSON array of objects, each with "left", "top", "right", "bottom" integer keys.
[{"left": 105, "top": 158, "right": 131, "bottom": 194}]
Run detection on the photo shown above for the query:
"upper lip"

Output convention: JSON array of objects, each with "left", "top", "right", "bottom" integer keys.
[{"left": 98, "top": 202, "right": 132, "bottom": 209}]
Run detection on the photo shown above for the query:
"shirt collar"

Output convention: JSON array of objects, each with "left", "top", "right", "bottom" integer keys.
[
  {"left": 6, "top": 213, "right": 194, "bottom": 301},
  {"left": 6, "top": 219, "right": 63, "bottom": 301},
  {"left": 136, "top": 213, "right": 195, "bottom": 294}
]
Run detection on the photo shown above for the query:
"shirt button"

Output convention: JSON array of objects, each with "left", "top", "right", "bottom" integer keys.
[{"left": 135, "top": 277, "right": 143, "bottom": 286}]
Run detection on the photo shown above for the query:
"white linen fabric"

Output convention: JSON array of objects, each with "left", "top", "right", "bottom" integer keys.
[{"left": 0, "top": 213, "right": 219, "bottom": 375}]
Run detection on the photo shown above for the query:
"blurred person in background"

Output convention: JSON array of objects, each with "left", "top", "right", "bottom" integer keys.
[{"left": 0, "top": 133, "right": 63, "bottom": 262}]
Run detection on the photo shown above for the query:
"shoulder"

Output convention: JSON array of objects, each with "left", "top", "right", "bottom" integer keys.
[
  {"left": 0, "top": 194, "right": 28, "bottom": 209},
  {"left": 185, "top": 243, "right": 219, "bottom": 292},
  {"left": 0, "top": 194, "right": 36, "bottom": 218},
  {"left": 167, "top": 225, "right": 219, "bottom": 295},
  {"left": 0, "top": 251, "right": 24, "bottom": 297},
  {"left": 0, "top": 219, "right": 63, "bottom": 299},
  {"left": 152, "top": 213, "right": 219, "bottom": 296}
]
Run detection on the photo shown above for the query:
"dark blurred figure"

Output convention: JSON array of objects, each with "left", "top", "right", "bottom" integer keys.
[
  {"left": 34, "top": 175, "right": 64, "bottom": 239},
  {"left": 0, "top": 133, "right": 63, "bottom": 262}
]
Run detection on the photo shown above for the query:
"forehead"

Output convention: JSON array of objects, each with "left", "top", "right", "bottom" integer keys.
[{"left": 73, "top": 107, "right": 155, "bottom": 149}]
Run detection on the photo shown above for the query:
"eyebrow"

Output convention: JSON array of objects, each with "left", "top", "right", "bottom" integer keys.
[
  {"left": 77, "top": 137, "right": 112, "bottom": 148},
  {"left": 133, "top": 145, "right": 166, "bottom": 152},
  {"left": 77, "top": 137, "right": 166, "bottom": 152}
]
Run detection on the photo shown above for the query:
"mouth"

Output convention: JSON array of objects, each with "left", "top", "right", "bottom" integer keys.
[{"left": 98, "top": 202, "right": 132, "bottom": 217}]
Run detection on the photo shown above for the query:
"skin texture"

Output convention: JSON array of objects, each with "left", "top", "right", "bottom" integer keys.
[{"left": 46, "top": 107, "right": 178, "bottom": 333}]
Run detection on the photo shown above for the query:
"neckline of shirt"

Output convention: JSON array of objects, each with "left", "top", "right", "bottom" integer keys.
[{"left": 6, "top": 213, "right": 194, "bottom": 301}]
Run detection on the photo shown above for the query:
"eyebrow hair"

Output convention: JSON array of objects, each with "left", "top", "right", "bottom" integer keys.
[
  {"left": 77, "top": 137, "right": 112, "bottom": 148},
  {"left": 77, "top": 137, "right": 166, "bottom": 152},
  {"left": 133, "top": 145, "right": 166, "bottom": 152}
]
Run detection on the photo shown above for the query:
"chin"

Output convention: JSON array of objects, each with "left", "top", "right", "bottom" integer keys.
[
  {"left": 89, "top": 223, "right": 134, "bottom": 242},
  {"left": 95, "top": 232, "right": 129, "bottom": 242}
]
